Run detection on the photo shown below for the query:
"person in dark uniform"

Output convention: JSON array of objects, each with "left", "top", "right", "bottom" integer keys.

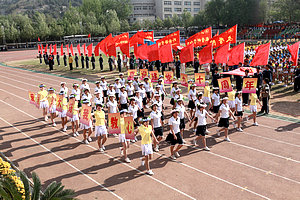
[
  {"left": 108, "top": 56, "right": 113, "bottom": 71},
  {"left": 162, "top": 62, "right": 167, "bottom": 75},
  {"left": 48, "top": 53, "right": 54, "bottom": 71},
  {"left": 294, "top": 65, "right": 300, "bottom": 92},
  {"left": 262, "top": 65, "right": 272, "bottom": 86},
  {"left": 210, "top": 59, "right": 217, "bottom": 76},
  {"left": 81, "top": 53, "right": 85, "bottom": 69},
  {"left": 56, "top": 52, "right": 60, "bottom": 66},
  {"left": 129, "top": 54, "right": 135, "bottom": 69},
  {"left": 91, "top": 53, "right": 96, "bottom": 70},
  {"left": 242, "top": 69, "right": 250, "bottom": 105},
  {"left": 175, "top": 57, "right": 181, "bottom": 79},
  {"left": 74, "top": 53, "right": 79, "bottom": 68},
  {"left": 117, "top": 54, "right": 122, "bottom": 72},
  {"left": 235, "top": 62, "right": 243, "bottom": 91},
  {"left": 69, "top": 53, "right": 73, "bottom": 71},
  {"left": 39, "top": 53, "right": 43, "bottom": 64},
  {"left": 44, "top": 52, "right": 49, "bottom": 65},
  {"left": 212, "top": 68, "right": 220, "bottom": 87},
  {"left": 259, "top": 78, "right": 270, "bottom": 114},
  {"left": 155, "top": 60, "right": 161, "bottom": 72},
  {"left": 63, "top": 52, "right": 67, "bottom": 67},
  {"left": 99, "top": 54, "right": 103, "bottom": 71},
  {"left": 253, "top": 67, "right": 263, "bottom": 98},
  {"left": 85, "top": 54, "right": 89, "bottom": 69},
  {"left": 194, "top": 56, "right": 200, "bottom": 73}
]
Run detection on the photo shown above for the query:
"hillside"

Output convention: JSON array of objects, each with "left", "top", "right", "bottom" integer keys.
[{"left": 0, "top": 0, "right": 82, "bottom": 17}]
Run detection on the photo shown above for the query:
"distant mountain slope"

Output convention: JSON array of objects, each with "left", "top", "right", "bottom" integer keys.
[{"left": 0, "top": 0, "right": 82, "bottom": 17}]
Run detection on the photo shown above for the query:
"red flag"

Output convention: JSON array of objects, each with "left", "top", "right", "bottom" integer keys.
[
  {"left": 287, "top": 41, "right": 300, "bottom": 66},
  {"left": 41, "top": 44, "right": 43, "bottom": 54},
  {"left": 38, "top": 37, "right": 40, "bottom": 42},
  {"left": 45, "top": 44, "right": 48, "bottom": 54},
  {"left": 185, "top": 27, "right": 212, "bottom": 47},
  {"left": 179, "top": 44, "right": 194, "bottom": 63},
  {"left": 250, "top": 43, "right": 271, "bottom": 66},
  {"left": 136, "top": 44, "right": 149, "bottom": 60},
  {"left": 107, "top": 44, "right": 116, "bottom": 57},
  {"left": 66, "top": 44, "right": 69, "bottom": 55},
  {"left": 60, "top": 44, "right": 63, "bottom": 56},
  {"left": 77, "top": 44, "right": 81, "bottom": 55},
  {"left": 215, "top": 30, "right": 219, "bottom": 36},
  {"left": 214, "top": 43, "right": 230, "bottom": 64},
  {"left": 114, "top": 32, "right": 129, "bottom": 47},
  {"left": 120, "top": 43, "right": 130, "bottom": 57},
  {"left": 88, "top": 33, "right": 91, "bottom": 38},
  {"left": 53, "top": 44, "right": 57, "bottom": 55},
  {"left": 209, "top": 25, "right": 237, "bottom": 48},
  {"left": 49, "top": 44, "right": 52, "bottom": 54},
  {"left": 228, "top": 43, "right": 245, "bottom": 66},
  {"left": 87, "top": 43, "right": 93, "bottom": 57},
  {"left": 139, "top": 31, "right": 154, "bottom": 42},
  {"left": 94, "top": 42, "right": 100, "bottom": 56},
  {"left": 199, "top": 44, "right": 213, "bottom": 64},
  {"left": 129, "top": 31, "right": 154, "bottom": 46},
  {"left": 148, "top": 44, "right": 159, "bottom": 62},
  {"left": 157, "top": 31, "right": 180, "bottom": 47},
  {"left": 83, "top": 43, "right": 87, "bottom": 55},
  {"left": 70, "top": 44, "right": 74, "bottom": 56},
  {"left": 100, "top": 34, "right": 112, "bottom": 55},
  {"left": 159, "top": 44, "right": 173, "bottom": 63}
]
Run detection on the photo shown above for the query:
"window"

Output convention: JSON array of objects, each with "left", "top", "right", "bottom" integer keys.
[
  {"left": 143, "top": 6, "right": 148, "bottom": 10},
  {"left": 164, "top": 7, "right": 172, "bottom": 12},
  {"left": 164, "top": 1, "right": 172, "bottom": 5},
  {"left": 193, "top": 2, "right": 200, "bottom": 6},
  {"left": 174, "top": 8, "right": 182, "bottom": 12},
  {"left": 165, "top": 14, "right": 172, "bottom": 18},
  {"left": 149, "top": 6, "right": 154, "bottom": 10},
  {"left": 134, "top": 6, "right": 142, "bottom": 10},
  {"left": 185, "top": 8, "right": 191, "bottom": 12},
  {"left": 184, "top": 1, "right": 191, "bottom": 5},
  {"left": 194, "top": 8, "right": 200, "bottom": 12},
  {"left": 174, "top": 1, "right": 182, "bottom": 5}
]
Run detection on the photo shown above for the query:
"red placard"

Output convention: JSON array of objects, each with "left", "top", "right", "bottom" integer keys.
[
  {"left": 108, "top": 113, "right": 121, "bottom": 134},
  {"left": 164, "top": 71, "right": 174, "bottom": 84},
  {"left": 66, "top": 98, "right": 75, "bottom": 118},
  {"left": 56, "top": 95, "right": 63, "bottom": 112},
  {"left": 28, "top": 91, "right": 36, "bottom": 106},
  {"left": 125, "top": 116, "right": 135, "bottom": 140},
  {"left": 80, "top": 104, "right": 92, "bottom": 126},
  {"left": 181, "top": 73, "right": 188, "bottom": 87},
  {"left": 194, "top": 73, "right": 205, "bottom": 87},
  {"left": 140, "top": 69, "right": 148, "bottom": 80},
  {"left": 218, "top": 77, "right": 233, "bottom": 93},
  {"left": 149, "top": 71, "right": 159, "bottom": 83}
]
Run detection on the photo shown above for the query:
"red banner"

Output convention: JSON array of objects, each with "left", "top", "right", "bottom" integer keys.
[
  {"left": 179, "top": 44, "right": 194, "bottom": 63},
  {"left": 77, "top": 44, "right": 81, "bottom": 55},
  {"left": 56, "top": 95, "right": 63, "bottom": 112},
  {"left": 194, "top": 73, "right": 205, "bottom": 87},
  {"left": 140, "top": 69, "right": 148, "bottom": 80},
  {"left": 181, "top": 73, "right": 188, "bottom": 87},
  {"left": 136, "top": 44, "right": 149, "bottom": 60},
  {"left": 28, "top": 91, "right": 36, "bottom": 106},
  {"left": 186, "top": 27, "right": 212, "bottom": 47},
  {"left": 164, "top": 71, "right": 174, "bottom": 84},
  {"left": 148, "top": 44, "right": 159, "bottom": 62},
  {"left": 209, "top": 25, "right": 237, "bottom": 48},
  {"left": 128, "top": 69, "right": 137, "bottom": 80},
  {"left": 218, "top": 77, "right": 233, "bottom": 93},
  {"left": 80, "top": 104, "right": 92, "bottom": 126},
  {"left": 287, "top": 42, "right": 300, "bottom": 66},
  {"left": 108, "top": 113, "right": 121, "bottom": 134},
  {"left": 242, "top": 78, "right": 257, "bottom": 94},
  {"left": 66, "top": 98, "right": 75, "bottom": 118},
  {"left": 129, "top": 31, "right": 154, "bottom": 46},
  {"left": 157, "top": 31, "right": 180, "bottom": 47},
  {"left": 114, "top": 32, "right": 129, "bottom": 47},
  {"left": 214, "top": 42, "right": 230, "bottom": 64},
  {"left": 70, "top": 44, "right": 74, "bottom": 56},
  {"left": 60, "top": 44, "right": 63, "bottom": 56},
  {"left": 66, "top": 44, "right": 69, "bottom": 55},
  {"left": 250, "top": 43, "right": 270, "bottom": 66},
  {"left": 159, "top": 44, "right": 174, "bottom": 63},
  {"left": 87, "top": 43, "right": 93, "bottom": 57},
  {"left": 36, "top": 94, "right": 40, "bottom": 109},
  {"left": 199, "top": 44, "right": 212, "bottom": 64},
  {"left": 125, "top": 116, "right": 135, "bottom": 140},
  {"left": 149, "top": 71, "right": 159, "bottom": 83},
  {"left": 228, "top": 43, "right": 245, "bottom": 66},
  {"left": 83, "top": 43, "right": 87, "bottom": 55},
  {"left": 53, "top": 44, "right": 57, "bottom": 55}
]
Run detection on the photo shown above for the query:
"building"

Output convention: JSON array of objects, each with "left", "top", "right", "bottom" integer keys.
[{"left": 129, "top": 0, "right": 209, "bottom": 23}]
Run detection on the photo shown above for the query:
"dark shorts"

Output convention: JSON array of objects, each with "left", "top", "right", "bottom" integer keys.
[
  {"left": 115, "top": 93, "right": 119, "bottom": 101},
  {"left": 161, "top": 112, "right": 164, "bottom": 121},
  {"left": 134, "top": 118, "right": 139, "bottom": 128},
  {"left": 218, "top": 117, "right": 229, "bottom": 128},
  {"left": 188, "top": 100, "right": 196, "bottom": 109},
  {"left": 161, "top": 94, "right": 165, "bottom": 101},
  {"left": 128, "top": 94, "right": 134, "bottom": 98},
  {"left": 103, "top": 90, "right": 107, "bottom": 97},
  {"left": 213, "top": 105, "right": 220, "bottom": 114},
  {"left": 234, "top": 111, "right": 243, "bottom": 117},
  {"left": 146, "top": 92, "right": 151, "bottom": 99},
  {"left": 170, "top": 98, "right": 175, "bottom": 105},
  {"left": 142, "top": 97, "right": 147, "bottom": 105},
  {"left": 78, "top": 100, "right": 82, "bottom": 108},
  {"left": 166, "top": 132, "right": 183, "bottom": 146},
  {"left": 194, "top": 117, "right": 198, "bottom": 122},
  {"left": 120, "top": 103, "right": 128, "bottom": 110},
  {"left": 137, "top": 109, "right": 144, "bottom": 118},
  {"left": 179, "top": 118, "right": 185, "bottom": 129},
  {"left": 154, "top": 127, "right": 163, "bottom": 137},
  {"left": 196, "top": 125, "right": 207, "bottom": 136}
]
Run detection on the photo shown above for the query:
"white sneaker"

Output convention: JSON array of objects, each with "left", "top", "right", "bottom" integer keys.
[
  {"left": 232, "top": 122, "right": 236, "bottom": 128},
  {"left": 113, "top": 134, "right": 118, "bottom": 137},
  {"left": 203, "top": 146, "right": 210, "bottom": 151},
  {"left": 84, "top": 140, "right": 89, "bottom": 144},
  {"left": 154, "top": 146, "right": 159, "bottom": 152},
  {"left": 53, "top": 123, "right": 56, "bottom": 127},
  {"left": 253, "top": 122, "right": 259, "bottom": 126},
  {"left": 170, "top": 155, "right": 177, "bottom": 160},
  {"left": 124, "top": 158, "right": 131, "bottom": 163},
  {"left": 63, "top": 127, "right": 67, "bottom": 132},
  {"left": 245, "top": 117, "right": 249, "bottom": 121},
  {"left": 175, "top": 152, "right": 180, "bottom": 157},
  {"left": 283, "top": 84, "right": 287, "bottom": 87},
  {"left": 88, "top": 137, "right": 92, "bottom": 142},
  {"left": 45, "top": 116, "right": 48, "bottom": 121},
  {"left": 146, "top": 170, "right": 154, "bottom": 175},
  {"left": 278, "top": 81, "right": 282, "bottom": 84},
  {"left": 120, "top": 147, "right": 123, "bottom": 155},
  {"left": 217, "top": 130, "right": 220, "bottom": 136},
  {"left": 224, "top": 137, "right": 231, "bottom": 142},
  {"left": 140, "top": 157, "right": 145, "bottom": 166},
  {"left": 73, "top": 133, "right": 77, "bottom": 137},
  {"left": 182, "top": 139, "right": 186, "bottom": 144},
  {"left": 237, "top": 128, "right": 243, "bottom": 132},
  {"left": 99, "top": 148, "right": 104, "bottom": 153},
  {"left": 131, "top": 140, "right": 136, "bottom": 143},
  {"left": 102, "top": 145, "right": 105, "bottom": 150},
  {"left": 205, "top": 130, "right": 210, "bottom": 134},
  {"left": 192, "top": 139, "right": 197, "bottom": 146},
  {"left": 75, "top": 131, "right": 79, "bottom": 136}
]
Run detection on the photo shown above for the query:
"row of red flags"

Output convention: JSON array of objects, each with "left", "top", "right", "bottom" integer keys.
[{"left": 37, "top": 24, "right": 300, "bottom": 66}]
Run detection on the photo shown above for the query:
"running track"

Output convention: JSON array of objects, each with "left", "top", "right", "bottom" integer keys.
[{"left": 0, "top": 65, "right": 300, "bottom": 199}]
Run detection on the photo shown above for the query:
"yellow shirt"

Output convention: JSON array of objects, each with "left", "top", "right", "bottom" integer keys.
[
  {"left": 139, "top": 125, "right": 152, "bottom": 145},
  {"left": 94, "top": 110, "right": 105, "bottom": 126},
  {"left": 62, "top": 98, "right": 68, "bottom": 110},
  {"left": 120, "top": 117, "right": 125, "bottom": 134},
  {"left": 250, "top": 93, "right": 257, "bottom": 106},
  {"left": 47, "top": 93, "right": 57, "bottom": 106},
  {"left": 69, "top": 57, "right": 73, "bottom": 64},
  {"left": 204, "top": 86, "right": 210, "bottom": 98},
  {"left": 72, "top": 101, "right": 78, "bottom": 115},
  {"left": 228, "top": 91, "right": 236, "bottom": 101},
  {"left": 38, "top": 90, "right": 48, "bottom": 101}
]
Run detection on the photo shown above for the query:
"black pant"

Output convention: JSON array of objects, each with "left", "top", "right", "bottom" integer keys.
[
  {"left": 40, "top": 59, "right": 42, "bottom": 64},
  {"left": 118, "top": 64, "right": 121, "bottom": 72},
  {"left": 109, "top": 64, "right": 113, "bottom": 71},
  {"left": 64, "top": 59, "right": 67, "bottom": 66},
  {"left": 49, "top": 64, "right": 53, "bottom": 71},
  {"left": 92, "top": 62, "right": 95, "bottom": 70},
  {"left": 176, "top": 67, "right": 180, "bottom": 79},
  {"left": 86, "top": 61, "right": 89, "bottom": 69},
  {"left": 75, "top": 60, "right": 79, "bottom": 68},
  {"left": 69, "top": 63, "right": 73, "bottom": 70},
  {"left": 57, "top": 59, "right": 60, "bottom": 66},
  {"left": 242, "top": 93, "right": 249, "bottom": 105},
  {"left": 100, "top": 63, "right": 103, "bottom": 70},
  {"left": 261, "top": 97, "right": 269, "bottom": 114},
  {"left": 294, "top": 76, "right": 300, "bottom": 92},
  {"left": 81, "top": 61, "right": 84, "bottom": 69},
  {"left": 256, "top": 87, "right": 261, "bottom": 99}
]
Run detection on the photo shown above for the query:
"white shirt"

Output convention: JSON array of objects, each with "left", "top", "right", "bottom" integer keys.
[
  {"left": 107, "top": 89, "right": 116, "bottom": 97},
  {"left": 150, "top": 111, "right": 162, "bottom": 128},
  {"left": 144, "top": 82, "right": 152, "bottom": 92},
  {"left": 235, "top": 97, "right": 243, "bottom": 112},
  {"left": 60, "top": 87, "right": 68, "bottom": 98},
  {"left": 119, "top": 91, "right": 128, "bottom": 104},
  {"left": 168, "top": 116, "right": 180, "bottom": 133},
  {"left": 171, "top": 87, "right": 178, "bottom": 98},
  {"left": 211, "top": 93, "right": 220, "bottom": 106},
  {"left": 188, "top": 89, "right": 197, "bottom": 101},
  {"left": 157, "top": 83, "right": 165, "bottom": 94},
  {"left": 82, "top": 93, "right": 92, "bottom": 106},
  {"left": 219, "top": 103, "right": 230, "bottom": 118},
  {"left": 126, "top": 84, "right": 135, "bottom": 96},
  {"left": 138, "top": 87, "right": 146, "bottom": 99},
  {"left": 71, "top": 88, "right": 81, "bottom": 101},
  {"left": 153, "top": 100, "right": 163, "bottom": 112},
  {"left": 94, "top": 97, "right": 102, "bottom": 105},
  {"left": 195, "top": 110, "right": 207, "bottom": 126},
  {"left": 114, "top": 83, "right": 122, "bottom": 94},
  {"left": 100, "top": 81, "right": 108, "bottom": 90},
  {"left": 176, "top": 104, "right": 185, "bottom": 119},
  {"left": 80, "top": 83, "right": 90, "bottom": 91},
  {"left": 120, "top": 78, "right": 126, "bottom": 86},
  {"left": 135, "top": 96, "right": 143, "bottom": 109},
  {"left": 128, "top": 105, "right": 138, "bottom": 119},
  {"left": 107, "top": 100, "right": 118, "bottom": 113},
  {"left": 133, "top": 80, "right": 139, "bottom": 91}
]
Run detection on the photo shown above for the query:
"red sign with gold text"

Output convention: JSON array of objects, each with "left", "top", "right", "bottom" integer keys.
[
  {"left": 108, "top": 113, "right": 121, "bottom": 134},
  {"left": 194, "top": 73, "right": 205, "bottom": 87},
  {"left": 209, "top": 25, "right": 237, "bottom": 48},
  {"left": 140, "top": 69, "right": 148, "bottom": 80},
  {"left": 164, "top": 71, "right": 174, "bottom": 84},
  {"left": 66, "top": 98, "right": 75, "bottom": 118},
  {"left": 157, "top": 31, "right": 180, "bottom": 47},
  {"left": 149, "top": 71, "right": 159, "bottom": 83},
  {"left": 80, "top": 104, "right": 92, "bottom": 126},
  {"left": 186, "top": 27, "right": 212, "bottom": 47},
  {"left": 125, "top": 116, "right": 135, "bottom": 140},
  {"left": 181, "top": 73, "right": 188, "bottom": 87},
  {"left": 218, "top": 77, "right": 233, "bottom": 93}
]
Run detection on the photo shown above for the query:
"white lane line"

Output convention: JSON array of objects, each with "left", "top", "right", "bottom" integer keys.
[
  {"left": 0, "top": 94, "right": 271, "bottom": 200},
  {"left": 0, "top": 99, "right": 196, "bottom": 200},
  {"left": 1, "top": 79, "right": 300, "bottom": 164},
  {"left": 0, "top": 116, "right": 123, "bottom": 200}
]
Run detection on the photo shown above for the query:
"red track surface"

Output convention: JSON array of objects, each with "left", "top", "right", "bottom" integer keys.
[{"left": 0, "top": 65, "right": 300, "bottom": 199}]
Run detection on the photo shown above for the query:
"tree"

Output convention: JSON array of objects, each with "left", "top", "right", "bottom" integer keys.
[
  {"left": 270, "top": 0, "right": 300, "bottom": 22},
  {"left": 104, "top": 10, "right": 120, "bottom": 34},
  {"left": 163, "top": 17, "right": 173, "bottom": 29},
  {"left": 142, "top": 19, "right": 154, "bottom": 30},
  {"left": 204, "top": 0, "right": 225, "bottom": 26},
  {"left": 50, "top": 22, "right": 64, "bottom": 40},
  {"left": 131, "top": 21, "right": 142, "bottom": 31},
  {"left": 192, "top": 11, "right": 208, "bottom": 27},
  {"left": 154, "top": 17, "right": 163, "bottom": 30},
  {"left": 32, "top": 12, "right": 50, "bottom": 40},
  {"left": 120, "top": 19, "right": 130, "bottom": 32},
  {"left": 172, "top": 14, "right": 183, "bottom": 27},
  {"left": 182, "top": 11, "right": 193, "bottom": 32}
]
